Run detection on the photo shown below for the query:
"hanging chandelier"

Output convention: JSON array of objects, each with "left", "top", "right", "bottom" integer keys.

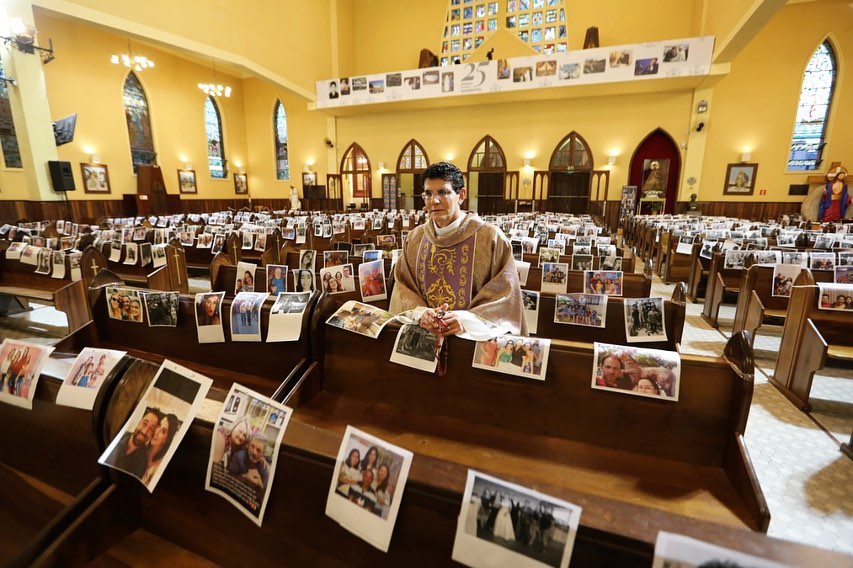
[
  {"left": 198, "top": 60, "right": 231, "bottom": 97},
  {"left": 110, "top": 39, "right": 154, "bottom": 71}
]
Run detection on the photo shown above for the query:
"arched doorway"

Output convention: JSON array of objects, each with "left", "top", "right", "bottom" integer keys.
[
  {"left": 628, "top": 129, "right": 681, "bottom": 214},
  {"left": 547, "top": 131, "right": 593, "bottom": 214},
  {"left": 467, "top": 135, "right": 508, "bottom": 214},
  {"left": 340, "top": 143, "right": 371, "bottom": 208},
  {"left": 395, "top": 139, "right": 430, "bottom": 210}
]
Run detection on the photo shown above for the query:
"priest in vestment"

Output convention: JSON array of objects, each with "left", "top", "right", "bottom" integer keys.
[{"left": 390, "top": 162, "right": 525, "bottom": 336}]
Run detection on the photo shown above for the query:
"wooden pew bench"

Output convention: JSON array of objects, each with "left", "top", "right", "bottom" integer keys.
[
  {"left": 701, "top": 251, "right": 747, "bottom": 328},
  {"left": 770, "top": 274, "right": 853, "bottom": 411},
  {"left": 0, "top": 250, "right": 90, "bottom": 334},
  {"left": 524, "top": 266, "right": 652, "bottom": 298}
]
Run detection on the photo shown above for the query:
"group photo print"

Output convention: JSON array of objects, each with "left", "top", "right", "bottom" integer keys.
[{"left": 592, "top": 342, "right": 681, "bottom": 401}]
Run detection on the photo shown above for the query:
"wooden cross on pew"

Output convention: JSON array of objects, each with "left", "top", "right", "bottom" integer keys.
[
  {"left": 90, "top": 258, "right": 100, "bottom": 277},
  {"left": 172, "top": 248, "right": 182, "bottom": 285}
]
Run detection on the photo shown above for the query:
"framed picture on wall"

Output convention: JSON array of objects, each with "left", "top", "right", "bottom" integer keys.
[
  {"left": 234, "top": 173, "right": 248, "bottom": 194},
  {"left": 302, "top": 172, "right": 317, "bottom": 189},
  {"left": 80, "top": 162, "right": 111, "bottom": 194},
  {"left": 641, "top": 158, "right": 669, "bottom": 198},
  {"left": 724, "top": 163, "right": 758, "bottom": 195},
  {"left": 178, "top": 169, "right": 197, "bottom": 194}
]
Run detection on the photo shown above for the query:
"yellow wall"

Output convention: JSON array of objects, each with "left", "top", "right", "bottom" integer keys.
[
  {"left": 334, "top": 90, "right": 693, "bottom": 203},
  {"left": 700, "top": 0, "right": 853, "bottom": 202}
]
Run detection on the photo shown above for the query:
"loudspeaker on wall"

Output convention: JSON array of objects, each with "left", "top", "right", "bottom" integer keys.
[{"left": 47, "top": 160, "right": 76, "bottom": 192}]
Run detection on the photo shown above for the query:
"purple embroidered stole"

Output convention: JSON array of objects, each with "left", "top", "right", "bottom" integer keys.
[{"left": 415, "top": 233, "right": 476, "bottom": 309}]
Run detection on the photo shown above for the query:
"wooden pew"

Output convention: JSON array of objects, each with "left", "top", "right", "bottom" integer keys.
[
  {"left": 533, "top": 283, "right": 686, "bottom": 351},
  {"left": 701, "top": 251, "right": 746, "bottom": 328},
  {"left": 686, "top": 242, "right": 717, "bottom": 303},
  {"left": 662, "top": 236, "right": 694, "bottom": 285},
  {"left": 770, "top": 270, "right": 853, "bottom": 411},
  {"left": 524, "top": 262, "right": 653, "bottom": 298},
  {"left": 0, "top": 248, "right": 90, "bottom": 334}
]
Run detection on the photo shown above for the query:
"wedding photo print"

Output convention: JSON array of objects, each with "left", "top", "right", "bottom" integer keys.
[
  {"left": 98, "top": 360, "right": 211, "bottom": 492},
  {"left": 591, "top": 342, "right": 681, "bottom": 401},
  {"left": 472, "top": 335, "right": 551, "bottom": 380},
  {"left": 326, "top": 426, "right": 413, "bottom": 552},
  {"left": 206, "top": 383, "right": 292, "bottom": 526},
  {"left": 452, "top": 470, "right": 582, "bottom": 568}
]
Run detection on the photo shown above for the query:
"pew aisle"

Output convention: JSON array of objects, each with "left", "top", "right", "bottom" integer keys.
[
  {"left": 0, "top": 272, "right": 850, "bottom": 558},
  {"left": 650, "top": 273, "right": 853, "bottom": 555}
]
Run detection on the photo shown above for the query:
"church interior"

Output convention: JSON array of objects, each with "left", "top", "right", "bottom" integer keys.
[{"left": 0, "top": 0, "right": 851, "bottom": 566}]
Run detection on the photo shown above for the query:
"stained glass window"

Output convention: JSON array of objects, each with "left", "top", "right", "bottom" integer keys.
[
  {"left": 468, "top": 135, "right": 506, "bottom": 170},
  {"left": 397, "top": 139, "right": 430, "bottom": 172},
  {"left": 205, "top": 96, "right": 226, "bottom": 179},
  {"left": 441, "top": 0, "right": 564, "bottom": 63},
  {"left": 341, "top": 143, "right": 371, "bottom": 199},
  {"left": 123, "top": 72, "right": 156, "bottom": 171},
  {"left": 0, "top": 60, "right": 21, "bottom": 168},
  {"left": 787, "top": 41, "right": 836, "bottom": 171},
  {"left": 549, "top": 132, "right": 592, "bottom": 170},
  {"left": 274, "top": 99, "right": 289, "bottom": 180}
]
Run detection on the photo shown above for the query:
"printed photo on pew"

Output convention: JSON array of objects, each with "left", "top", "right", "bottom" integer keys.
[
  {"left": 194, "top": 291, "right": 226, "bottom": 343},
  {"left": 123, "top": 243, "right": 139, "bottom": 266},
  {"left": 570, "top": 254, "right": 593, "bottom": 271},
  {"left": 267, "top": 292, "right": 310, "bottom": 342},
  {"left": 0, "top": 339, "right": 54, "bottom": 410},
  {"left": 723, "top": 250, "right": 749, "bottom": 270},
  {"left": 521, "top": 236, "right": 538, "bottom": 254},
  {"left": 206, "top": 383, "right": 292, "bottom": 527},
  {"left": 151, "top": 244, "right": 167, "bottom": 267},
  {"left": 50, "top": 250, "right": 66, "bottom": 279},
  {"left": 230, "top": 292, "right": 269, "bottom": 341},
  {"left": 293, "top": 268, "right": 316, "bottom": 293},
  {"left": 266, "top": 264, "right": 288, "bottom": 294},
  {"left": 624, "top": 297, "right": 667, "bottom": 342},
  {"left": 56, "top": 347, "right": 126, "bottom": 410},
  {"left": 780, "top": 251, "right": 806, "bottom": 266},
  {"left": 143, "top": 291, "right": 179, "bottom": 327},
  {"left": 326, "top": 426, "right": 413, "bottom": 552},
  {"left": 235, "top": 261, "right": 258, "bottom": 294},
  {"left": 538, "top": 247, "right": 561, "bottom": 267},
  {"left": 698, "top": 240, "right": 717, "bottom": 260},
  {"left": 583, "top": 270, "right": 623, "bottom": 296},
  {"left": 838, "top": 251, "right": 853, "bottom": 267},
  {"left": 599, "top": 255, "right": 622, "bottom": 271},
  {"left": 105, "top": 286, "right": 144, "bottom": 323},
  {"left": 652, "top": 531, "right": 787, "bottom": 568},
  {"left": 69, "top": 252, "right": 82, "bottom": 281},
  {"left": 772, "top": 264, "right": 802, "bottom": 297},
  {"left": 452, "top": 469, "right": 582, "bottom": 568},
  {"left": 253, "top": 232, "right": 267, "bottom": 253},
  {"left": 835, "top": 265, "right": 853, "bottom": 284},
  {"left": 363, "top": 249, "right": 382, "bottom": 262},
  {"left": 326, "top": 300, "right": 394, "bottom": 339},
  {"left": 109, "top": 240, "right": 122, "bottom": 262},
  {"left": 554, "top": 293, "right": 607, "bottom": 328},
  {"left": 472, "top": 335, "right": 550, "bottom": 380},
  {"left": 816, "top": 283, "right": 853, "bottom": 311},
  {"left": 298, "top": 249, "right": 316, "bottom": 271},
  {"left": 516, "top": 260, "right": 531, "bottom": 286},
  {"left": 99, "top": 360, "right": 211, "bottom": 492},
  {"left": 541, "top": 262, "right": 569, "bottom": 294},
  {"left": 34, "top": 248, "right": 51, "bottom": 274},
  {"left": 241, "top": 231, "right": 254, "bottom": 250},
  {"left": 353, "top": 243, "right": 375, "bottom": 257},
  {"left": 522, "top": 290, "right": 539, "bottom": 334},
  {"left": 675, "top": 235, "right": 694, "bottom": 255},
  {"left": 320, "top": 264, "right": 356, "bottom": 294},
  {"left": 390, "top": 324, "right": 441, "bottom": 373},
  {"left": 592, "top": 342, "right": 680, "bottom": 401},
  {"left": 753, "top": 250, "right": 781, "bottom": 265},
  {"left": 5, "top": 241, "right": 26, "bottom": 260},
  {"left": 809, "top": 252, "right": 835, "bottom": 272},
  {"left": 359, "top": 259, "right": 387, "bottom": 302},
  {"left": 324, "top": 250, "right": 349, "bottom": 268}
]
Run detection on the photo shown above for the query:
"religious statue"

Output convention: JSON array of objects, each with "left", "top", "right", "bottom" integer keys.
[
  {"left": 289, "top": 185, "right": 302, "bottom": 211},
  {"left": 688, "top": 193, "right": 699, "bottom": 211},
  {"left": 642, "top": 160, "right": 664, "bottom": 197},
  {"left": 818, "top": 166, "right": 849, "bottom": 222}
]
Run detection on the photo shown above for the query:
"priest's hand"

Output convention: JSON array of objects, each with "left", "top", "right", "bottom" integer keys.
[{"left": 419, "top": 303, "right": 464, "bottom": 337}]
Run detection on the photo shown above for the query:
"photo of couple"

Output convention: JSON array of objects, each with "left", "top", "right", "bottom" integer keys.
[
  {"left": 472, "top": 335, "right": 551, "bottom": 380},
  {"left": 99, "top": 361, "right": 210, "bottom": 491},
  {"left": 592, "top": 342, "right": 681, "bottom": 401},
  {"left": 206, "top": 384, "right": 292, "bottom": 526},
  {"left": 0, "top": 339, "right": 54, "bottom": 409}
]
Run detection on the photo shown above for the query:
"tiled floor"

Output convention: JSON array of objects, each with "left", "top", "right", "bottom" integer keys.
[{"left": 1, "top": 273, "right": 851, "bottom": 557}]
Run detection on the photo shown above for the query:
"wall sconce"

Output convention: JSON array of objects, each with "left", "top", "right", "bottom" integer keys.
[
  {"left": 523, "top": 178, "right": 531, "bottom": 188},
  {"left": 183, "top": 162, "right": 193, "bottom": 171},
  {"left": 304, "top": 164, "right": 313, "bottom": 172},
  {"left": 378, "top": 162, "right": 386, "bottom": 170},
  {"left": 523, "top": 158, "right": 532, "bottom": 168},
  {"left": 89, "top": 154, "right": 101, "bottom": 164},
  {"left": 607, "top": 155, "right": 617, "bottom": 166},
  {"left": 1, "top": 19, "right": 55, "bottom": 64},
  {"left": 740, "top": 152, "right": 752, "bottom": 162}
]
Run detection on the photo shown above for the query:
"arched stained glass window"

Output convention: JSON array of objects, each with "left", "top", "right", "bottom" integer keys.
[
  {"left": 396, "top": 139, "right": 430, "bottom": 172},
  {"left": 123, "top": 72, "right": 156, "bottom": 171},
  {"left": 274, "top": 99, "right": 289, "bottom": 180},
  {"left": 788, "top": 40, "right": 837, "bottom": 171},
  {"left": 549, "top": 131, "right": 592, "bottom": 170},
  {"left": 0, "top": 60, "right": 21, "bottom": 168},
  {"left": 468, "top": 135, "right": 506, "bottom": 171},
  {"left": 205, "top": 96, "right": 227, "bottom": 178}
]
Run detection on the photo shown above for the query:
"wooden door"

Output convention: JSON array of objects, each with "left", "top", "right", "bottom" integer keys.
[
  {"left": 549, "top": 171, "right": 590, "bottom": 213},
  {"left": 477, "top": 172, "right": 505, "bottom": 214}
]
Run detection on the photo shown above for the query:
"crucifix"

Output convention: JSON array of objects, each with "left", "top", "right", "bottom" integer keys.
[
  {"left": 172, "top": 249, "right": 183, "bottom": 285},
  {"left": 90, "top": 259, "right": 100, "bottom": 277},
  {"left": 230, "top": 239, "right": 238, "bottom": 261}
]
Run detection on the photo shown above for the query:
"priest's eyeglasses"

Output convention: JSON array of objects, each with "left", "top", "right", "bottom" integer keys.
[{"left": 421, "top": 189, "right": 455, "bottom": 201}]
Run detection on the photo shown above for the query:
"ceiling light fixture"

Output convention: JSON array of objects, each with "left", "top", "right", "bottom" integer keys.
[
  {"left": 198, "top": 60, "right": 231, "bottom": 97},
  {"left": 110, "top": 39, "right": 154, "bottom": 72}
]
